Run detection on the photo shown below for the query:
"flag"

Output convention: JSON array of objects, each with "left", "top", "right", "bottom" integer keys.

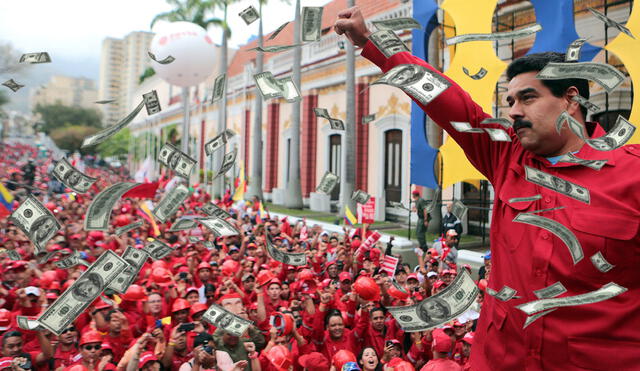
[
  {"left": 0, "top": 183, "right": 14, "bottom": 218},
  {"left": 123, "top": 182, "right": 159, "bottom": 199},
  {"left": 233, "top": 161, "right": 246, "bottom": 201},
  {"left": 344, "top": 205, "right": 357, "bottom": 226},
  {"left": 258, "top": 201, "right": 266, "bottom": 222},
  {"left": 355, "top": 231, "right": 381, "bottom": 258},
  {"left": 137, "top": 201, "right": 160, "bottom": 237},
  {"left": 381, "top": 255, "right": 400, "bottom": 276}
]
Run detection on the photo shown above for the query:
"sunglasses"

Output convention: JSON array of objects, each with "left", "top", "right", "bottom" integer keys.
[
  {"left": 61, "top": 327, "right": 75, "bottom": 334},
  {"left": 83, "top": 344, "right": 101, "bottom": 351},
  {"left": 205, "top": 295, "right": 215, "bottom": 299}
]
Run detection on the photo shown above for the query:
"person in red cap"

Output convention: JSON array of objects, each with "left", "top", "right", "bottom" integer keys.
[
  {"left": 195, "top": 262, "right": 213, "bottom": 303},
  {"left": 101, "top": 310, "right": 133, "bottom": 362},
  {"left": 69, "top": 330, "right": 115, "bottom": 371},
  {"left": 353, "top": 306, "right": 403, "bottom": 359},
  {"left": 298, "top": 352, "right": 329, "bottom": 371},
  {"left": 1, "top": 330, "right": 53, "bottom": 369},
  {"left": 51, "top": 325, "right": 79, "bottom": 370},
  {"left": 460, "top": 333, "right": 474, "bottom": 371},
  {"left": 419, "top": 329, "right": 462, "bottom": 371}
]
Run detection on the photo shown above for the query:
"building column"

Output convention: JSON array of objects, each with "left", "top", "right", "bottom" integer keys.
[
  {"left": 300, "top": 94, "right": 318, "bottom": 198},
  {"left": 244, "top": 109, "right": 251, "bottom": 175},
  {"left": 265, "top": 102, "right": 280, "bottom": 193},
  {"left": 356, "top": 82, "right": 370, "bottom": 192}
]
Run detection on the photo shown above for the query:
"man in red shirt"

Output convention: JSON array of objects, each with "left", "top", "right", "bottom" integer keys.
[
  {"left": 336, "top": 6, "right": 640, "bottom": 370},
  {"left": 419, "top": 329, "right": 462, "bottom": 371},
  {"left": 51, "top": 326, "right": 79, "bottom": 370}
]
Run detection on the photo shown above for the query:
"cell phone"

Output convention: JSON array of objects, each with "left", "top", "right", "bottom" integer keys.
[
  {"left": 179, "top": 272, "right": 188, "bottom": 280},
  {"left": 203, "top": 346, "right": 213, "bottom": 355},
  {"left": 386, "top": 340, "right": 394, "bottom": 347},
  {"left": 178, "top": 323, "right": 195, "bottom": 332}
]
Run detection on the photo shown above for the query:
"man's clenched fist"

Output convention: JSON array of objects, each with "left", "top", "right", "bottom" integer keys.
[{"left": 334, "top": 6, "right": 372, "bottom": 47}]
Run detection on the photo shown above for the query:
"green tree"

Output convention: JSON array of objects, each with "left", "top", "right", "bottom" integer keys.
[
  {"left": 97, "top": 128, "right": 131, "bottom": 160},
  {"left": 139, "top": 67, "right": 156, "bottom": 84},
  {"left": 33, "top": 103, "right": 102, "bottom": 134},
  {"left": 151, "top": 0, "right": 225, "bottom": 30},
  {"left": 49, "top": 125, "right": 99, "bottom": 154}
]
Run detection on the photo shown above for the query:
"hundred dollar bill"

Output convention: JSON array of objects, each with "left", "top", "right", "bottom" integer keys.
[
  {"left": 462, "top": 67, "right": 487, "bottom": 80},
  {"left": 19, "top": 52, "right": 51, "bottom": 64},
  {"left": 571, "top": 95, "right": 600, "bottom": 113},
  {"left": 362, "top": 114, "right": 376, "bottom": 124},
  {"left": 202, "top": 304, "right": 253, "bottom": 336},
  {"left": 269, "top": 21, "right": 290, "bottom": 40},
  {"left": 533, "top": 282, "right": 567, "bottom": 300},
  {"left": 143, "top": 238, "right": 174, "bottom": 260},
  {"left": 9, "top": 195, "right": 61, "bottom": 254},
  {"left": 115, "top": 221, "right": 144, "bottom": 236},
  {"left": 351, "top": 190, "right": 371, "bottom": 204},
  {"left": 200, "top": 203, "right": 233, "bottom": 220},
  {"left": 563, "top": 112, "right": 635, "bottom": 152},
  {"left": 55, "top": 250, "right": 89, "bottom": 269},
  {"left": 389, "top": 201, "right": 410, "bottom": 211},
  {"left": 316, "top": 171, "right": 339, "bottom": 195},
  {"left": 197, "top": 217, "right": 239, "bottom": 237},
  {"left": 248, "top": 44, "right": 301, "bottom": 53},
  {"left": 587, "top": 7, "right": 635, "bottom": 39},
  {"left": 369, "top": 30, "right": 410, "bottom": 58},
  {"left": 158, "top": 143, "right": 197, "bottom": 179},
  {"left": 17, "top": 316, "right": 43, "bottom": 331},
  {"left": 591, "top": 251, "right": 614, "bottom": 273},
  {"left": 481, "top": 117, "right": 512, "bottom": 129},
  {"left": 38, "top": 250, "right": 128, "bottom": 335},
  {"left": 450, "top": 121, "right": 484, "bottom": 133},
  {"left": 254, "top": 72, "right": 283, "bottom": 100},
  {"left": 52, "top": 158, "right": 97, "bottom": 193},
  {"left": 486, "top": 286, "right": 519, "bottom": 302},
  {"left": 372, "top": 64, "right": 451, "bottom": 106},
  {"left": 565, "top": 38, "right": 587, "bottom": 62},
  {"left": 302, "top": 7, "right": 323, "bottom": 42},
  {"left": 158, "top": 142, "right": 179, "bottom": 167},
  {"left": 107, "top": 247, "right": 150, "bottom": 293},
  {"left": 175, "top": 154, "right": 197, "bottom": 180},
  {"left": 85, "top": 182, "right": 140, "bottom": 231},
  {"left": 214, "top": 148, "right": 237, "bottom": 180},
  {"left": 451, "top": 199, "right": 468, "bottom": 220},
  {"left": 556, "top": 152, "right": 607, "bottom": 171},
  {"left": 266, "top": 235, "right": 307, "bottom": 266},
  {"left": 147, "top": 51, "right": 175, "bottom": 65},
  {"left": 314, "top": 108, "right": 330, "bottom": 119},
  {"left": 152, "top": 184, "right": 191, "bottom": 223},
  {"left": 211, "top": 74, "right": 226, "bottom": 103},
  {"left": 205, "top": 129, "right": 235, "bottom": 156},
  {"left": 0, "top": 248, "right": 21, "bottom": 261},
  {"left": 143, "top": 90, "right": 161, "bottom": 115},
  {"left": 446, "top": 23, "right": 542, "bottom": 45},
  {"left": 509, "top": 194, "right": 542, "bottom": 203},
  {"left": 484, "top": 128, "right": 512, "bottom": 142},
  {"left": 524, "top": 166, "right": 590, "bottom": 204},
  {"left": 372, "top": 17, "right": 422, "bottom": 31},
  {"left": 95, "top": 99, "right": 116, "bottom": 104},
  {"left": 168, "top": 217, "right": 199, "bottom": 232},
  {"left": 239, "top": 5, "right": 259, "bottom": 25},
  {"left": 278, "top": 76, "right": 301, "bottom": 102},
  {"left": 82, "top": 100, "right": 144, "bottom": 147},
  {"left": 388, "top": 270, "right": 479, "bottom": 332},
  {"left": 537, "top": 62, "right": 625, "bottom": 93},
  {"left": 523, "top": 308, "right": 556, "bottom": 329},
  {"left": 188, "top": 236, "right": 201, "bottom": 243},
  {"left": 513, "top": 212, "right": 583, "bottom": 264},
  {"left": 517, "top": 282, "right": 627, "bottom": 316},
  {"left": 2, "top": 79, "right": 24, "bottom": 92},
  {"left": 329, "top": 118, "right": 345, "bottom": 130}
]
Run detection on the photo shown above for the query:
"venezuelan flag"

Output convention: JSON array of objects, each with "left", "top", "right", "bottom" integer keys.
[
  {"left": 137, "top": 201, "right": 160, "bottom": 237},
  {"left": 232, "top": 161, "right": 246, "bottom": 201},
  {"left": 344, "top": 205, "right": 358, "bottom": 226},
  {"left": 257, "top": 201, "right": 266, "bottom": 222},
  {"left": 0, "top": 183, "right": 14, "bottom": 218}
]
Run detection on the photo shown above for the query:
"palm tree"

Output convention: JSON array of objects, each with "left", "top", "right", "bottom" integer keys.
[
  {"left": 340, "top": 0, "right": 357, "bottom": 216},
  {"left": 283, "top": 0, "right": 303, "bottom": 209},
  {"left": 151, "top": 0, "right": 224, "bottom": 29}
]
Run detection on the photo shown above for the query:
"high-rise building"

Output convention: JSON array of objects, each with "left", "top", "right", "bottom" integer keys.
[
  {"left": 30, "top": 75, "right": 97, "bottom": 110},
  {"left": 98, "top": 31, "right": 154, "bottom": 126}
]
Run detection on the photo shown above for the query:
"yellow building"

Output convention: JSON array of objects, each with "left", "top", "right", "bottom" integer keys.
[{"left": 29, "top": 75, "right": 97, "bottom": 110}]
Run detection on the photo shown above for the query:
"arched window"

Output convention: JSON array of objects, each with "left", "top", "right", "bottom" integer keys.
[
  {"left": 329, "top": 134, "right": 341, "bottom": 200},
  {"left": 384, "top": 129, "right": 402, "bottom": 203}
]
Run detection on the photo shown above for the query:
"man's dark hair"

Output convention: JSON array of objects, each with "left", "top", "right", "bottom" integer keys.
[
  {"left": 370, "top": 306, "right": 388, "bottom": 316},
  {"left": 324, "top": 309, "right": 343, "bottom": 328},
  {"left": 2, "top": 330, "right": 22, "bottom": 346},
  {"left": 506, "top": 52, "right": 590, "bottom": 119},
  {"left": 105, "top": 309, "right": 121, "bottom": 322}
]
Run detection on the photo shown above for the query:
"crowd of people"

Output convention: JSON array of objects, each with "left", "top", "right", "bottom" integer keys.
[{"left": 0, "top": 141, "right": 491, "bottom": 371}]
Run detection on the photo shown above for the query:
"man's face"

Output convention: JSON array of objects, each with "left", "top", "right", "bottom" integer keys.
[
  {"left": 445, "top": 235, "right": 458, "bottom": 246},
  {"left": 174, "top": 309, "right": 189, "bottom": 324},
  {"left": 80, "top": 342, "right": 101, "bottom": 362},
  {"left": 506, "top": 71, "right": 577, "bottom": 156},
  {"left": 198, "top": 268, "right": 211, "bottom": 282},
  {"left": 267, "top": 284, "right": 281, "bottom": 301},
  {"left": 109, "top": 315, "right": 122, "bottom": 333},
  {"left": 407, "top": 278, "right": 419, "bottom": 291},
  {"left": 222, "top": 298, "right": 247, "bottom": 319},
  {"left": 340, "top": 280, "right": 351, "bottom": 293},
  {"left": 2, "top": 336, "right": 22, "bottom": 357},
  {"left": 371, "top": 310, "right": 385, "bottom": 332},
  {"left": 395, "top": 271, "right": 407, "bottom": 284},
  {"left": 327, "top": 265, "right": 338, "bottom": 278},
  {"left": 327, "top": 316, "right": 344, "bottom": 339},
  {"left": 147, "top": 294, "right": 162, "bottom": 314},
  {"left": 462, "top": 342, "right": 471, "bottom": 357},
  {"left": 454, "top": 325, "right": 466, "bottom": 338},
  {"left": 142, "top": 362, "right": 161, "bottom": 371},
  {"left": 222, "top": 333, "right": 239, "bottom": 347},
  {"left": 243, "top": 277, "right": 255, "bottom": 291}
]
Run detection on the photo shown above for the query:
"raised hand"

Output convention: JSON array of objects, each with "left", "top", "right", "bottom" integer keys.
[{"left": 334, "top": 6, "right": 372, "bottom": 48}]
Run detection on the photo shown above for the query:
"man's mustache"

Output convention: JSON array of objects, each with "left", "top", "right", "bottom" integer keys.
[{"left": 513, "top": 119, "right": 533, "bottom": 131}]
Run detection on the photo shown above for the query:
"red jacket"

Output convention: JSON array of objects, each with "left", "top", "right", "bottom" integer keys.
[
  {"left": 362, "top": 39, "right": 640, "bottom": 371},
  {"left": 312, "top": 307, "right": 365, "bottom": 361},
  {"left": 353, "top": 310, "right": 403, "bottom": 356}
]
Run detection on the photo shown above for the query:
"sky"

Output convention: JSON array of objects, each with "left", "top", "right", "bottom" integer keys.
[{"left": 0, "top": 0, "right": 331, "bottom": 112}]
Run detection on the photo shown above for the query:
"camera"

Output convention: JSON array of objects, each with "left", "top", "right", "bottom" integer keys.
[{"left": 178, "top": 322, "right": 195, "bottom": 332}]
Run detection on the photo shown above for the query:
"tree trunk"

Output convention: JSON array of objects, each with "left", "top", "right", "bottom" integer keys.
[
  {"left": 246, "top": 1, "right": 264, "bottom": 200},
  {"left": 284, "top": 0, "right": 303, "bottom": 209},
  {"left": 212, "top": 2, "right": 229, "bottom": 199},
  {"left": 340, "top": 0, "right": 357, "bottom": 215}
]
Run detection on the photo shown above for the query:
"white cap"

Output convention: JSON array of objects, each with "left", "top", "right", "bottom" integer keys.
[
  {"left": 25, "top": 286, "right": 40, "bottom": 296},
  {"left": 427, "top": 271, "right": 438, "bottom": 278}
]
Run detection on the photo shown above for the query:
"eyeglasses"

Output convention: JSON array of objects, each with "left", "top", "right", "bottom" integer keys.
[
  {"left": 61, "top": 327, "right": 75, "bottom": 334},
  {"left": 83, "top": 344, "right": 101, "bottom": 351}
]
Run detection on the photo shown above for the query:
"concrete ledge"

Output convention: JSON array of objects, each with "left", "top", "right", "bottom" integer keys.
[
  {"left": 309, "top": 192, "right": 331, "bottom": 213},
  {"left": 271, "top": 188, "right": 285, "bottom": 205}
]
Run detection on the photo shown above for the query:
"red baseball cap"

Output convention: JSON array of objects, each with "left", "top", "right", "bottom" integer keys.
[
  {"left": 432, "top": 329, "right": 453, "bottom": 353},
  {"left": 462, "top": 332, "right": 474, "bottom": 345},
  {"left": 139, "top": 352, "right": 159, "bottom": 368},
  {"left": 406, "top": 273, "right": 419, "bottom": 282},
  {"left": 339, "top": 272, "right": 352, "bottom": 282},
  {"left": 299, "top": 352, "right": 330, "bottom": 371}
]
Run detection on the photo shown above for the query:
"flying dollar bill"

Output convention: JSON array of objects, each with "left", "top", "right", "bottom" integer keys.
[
  {"left": 537, "top": 62, "right": 625, "bottom": 93},
  {"left": 200, "top": 203, "right": 233, "bottom": 220},
  {"left": 239, "top": 5, "right": 260, "bottom": 25},
  {"left": 202, "top": 304, "right": 253, "bottom": 336},
  {"left": 211, "top": 74, "right": 226, "bottom": 103},
  {"left": 147, "top": 51, "right": 175, "bottom": 64},
  {"left": 565, "top": 38, "right": 587, "bottom": 62},
  {"left": 314, "top": 108, "right": 330, "bottom": 119},
  {"left": 38, "top": 250, "right": 128, "bottom": 335},
  {"left": 484, "top": 128, "right": 512, "bottom": 142},
  {"left": 462, "top": 67, "right": 487, "bottom": 80},
  {"left": 302, "top": 7, "right": 323, "bottom": 42},
  {"left": 115, "top": 221, "right": 144, "bottom": 236},
  {"left": 266, "top": 235, "right": 307, "bottom": 266},
  {"left": 446, "top": 24, "right": 542, "bottom": 45},
  {"left": 533, "top": 282, "right": 567, "bottom": 300},
  {"left": 107, "top": 247, "right": 150, "bottom": 293},
  {"left": 205, "top": 129, "right": 235, "bottom": 156},
  {"left": 590, "top": 251, "right": 614, "bottom": 273},
  {"left": 19, "top": 52, "right": 51, "bottom": 64},
  {"left": 214, "top": 148, "right": 237, "bottom": 180},
  {"left": 248, "top": 44, "right": 301, "bottom": 53},
  {"left": 362, "top": 114, "right": 376, "bottom": 124},
  {"left": 152, "top": 184, "right": 191, "bottom": 223},
  {"left": 143, "top": 90, "right": 161, "bottom": 115},
  {"left": 587, "top": 7, "right": 635, "bottom": 39},
  {"left": 55, "top": 250, "right": 89, "bottom": 269},
  {"left": 556, "top": 152, "right": 607, "bottom": 171},
  {"left": 82, "top": 100, "right": 144, "bottom": 147},
  {"left": 450, "top": 121, "right": 484, "bottom": 133},
  {"left": 94, "top": 99, "right": 116, "bottom": 104},
  {"left": 524, "top": 166, "right": 590, "bottom": 204},
  {"left": 0, "top": 248, "right": 21, "bottom": 261},
  {"left": 372, "top": 64, "right": 451, "bottom": 106},
  {"left": 513, "top": 212, "right": 584, "bottom": 264},
  {"left": 52, "top": 158, "right": 97, "bottom": 193},
  {"left": 372, "top": 17, "right": 422, "bottom": 31},
  {"left": 516, "top": 282, "right": 627, "bottom": 316},
  {"left": 571, "top": 94, "right": 600, "bottom": 113},
  {"left": 557, "top": 112, "right": 635, "bottom": 152},
  {"left": 85, "top": 183, "right": 140, "bottom": 231},
  {"left": 269, "top": 21, "right": 290, "bottom": 40},
  {"left": 278, "top": 76, "right": 302, "bottom": 103},
  {"left": 168, "top": 217, "right": 199, "bottom": 232},
  {"left": 197, "top": 217, "right": 239, "bottom": 237},
  {"left": 2, "top": 79, "right": 24, "bottom": 92},
  {"left": 9, "top": 195, "right": 61, "bottom": 254},
  {"left": 254, "top": 71, "right": 284, "bottom": 100},
  {"left": 369, "top": 30, "right": 410, "bottom": 58},
  {"left": 486, "top": 286, "right": 519, "bottom": 302},
  {"left": 481, "top": 118, "right": 512, "bottom": 129},
  {"left": 523, "top": 308, "right": 557, "bottom": 329},
  {"left": 188, "top": 236, "right": 201, "bottom": 243},
  {"left": 388, "top": 270, "right": 479, "bottom": 332},
  {"left": 158, "top": 142, "right": 197, "bottom": 179},
  {"left": 389, "top": 201, "right": 410, "bottom": 211},
  {"left": 316, "top": 171, "right": 339, "bottom": 195},
  {"left": 509, "top": 194, "right": 542, "bottom": 203},
  {"left": 329, "top": 118, "right": 345, "bottom": 131},
  {"left": 351, "top": 189, "right": 371, "bottom": 204},
  {"left": 17, "top": 316, "right": 43, "bottom": 331},
  {"left": 143, "top": 238, "right": 174, "bottom": 260},
  {"left": 451, "top": 199, "right": 468, "bottom": 220}
]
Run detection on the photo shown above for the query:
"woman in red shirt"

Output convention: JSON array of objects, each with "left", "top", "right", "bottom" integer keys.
[{"left": 311, "top": 292, "right": 365, "bottom": 361}]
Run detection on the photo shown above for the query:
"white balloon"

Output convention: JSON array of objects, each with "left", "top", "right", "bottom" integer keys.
[{"left": 149, "top": 21, "right": 217, "bottom": 87}]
